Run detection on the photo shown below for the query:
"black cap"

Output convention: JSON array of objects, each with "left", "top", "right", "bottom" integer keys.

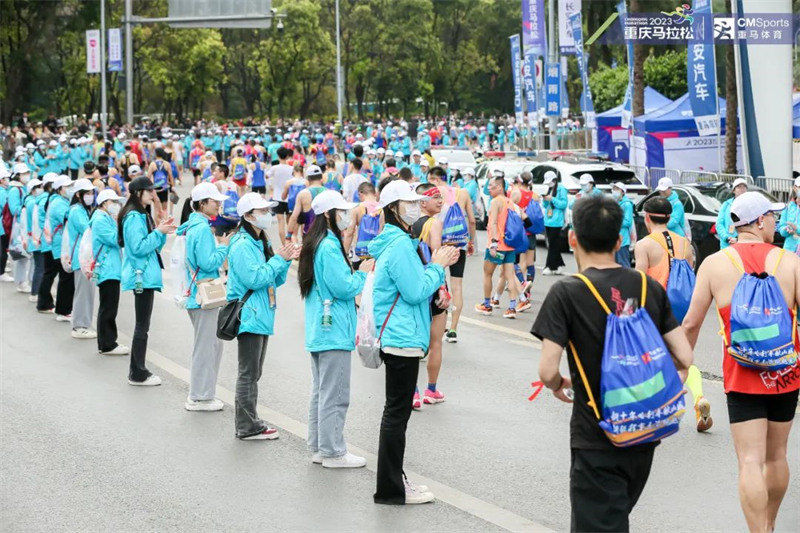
[
  {"left": 643, "top": 196, "right": 672, "bottom": 217},
  {"left": 83, "top": 161, "right": 96, "bottom": 173},
  {"left": 129, "top": 176, "right": 156, "bottom": 192}
]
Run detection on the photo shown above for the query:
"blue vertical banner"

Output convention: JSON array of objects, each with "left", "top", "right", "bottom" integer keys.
[
  {"left": 687, "top": 0, "right": 719, "bottom": 136},
  {"left": 558, "top": 0, "right": 582, "bottom": 55},
  {"left": 545, "top": 62, "right": 561, "bottom": 117},
  {"left": 107, "top": 28, "right": 122, "bottom": 72},
  {"left": 522, "top": 0, "right": 547, "bottom": 57},
  {"left": 569, "top": 10, "right": 595, "bottom": 127},
  {"left": 522, "top": 49, "right": 539, "bottom": 134},
  {"left": 560, "top": 56, "right": 570, "bottom": 119},
  {"left": 510, "top": 35, "right": 525, "bottom": 126},
  {"left": 617, "top": 0, "right": 634, "bottom": 128}
]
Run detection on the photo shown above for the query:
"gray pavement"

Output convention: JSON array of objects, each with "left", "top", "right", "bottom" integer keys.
[{"left": 2, "top": 177, "right": 799, "bottom": 532}]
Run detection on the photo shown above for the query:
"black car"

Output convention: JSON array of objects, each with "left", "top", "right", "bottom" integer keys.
[{"left": 633, "top": 182, "right": 784, "bottom": 268}]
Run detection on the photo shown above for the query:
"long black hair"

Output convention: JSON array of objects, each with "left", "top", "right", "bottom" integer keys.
[
  {"left": 298, "top": 210, "right": 349, "bottom": 299},
  {"left": 70, "top": 190, "right": 94, "bottom": 217},
  {"left": 383, "top": 200, "right": 427, "bottom": 263},
  {"left": 117, "top": 190, "right": 150, "bottom": 247},
  {"left": 237, "top": 213, "right": 274, "bottom": 262}
]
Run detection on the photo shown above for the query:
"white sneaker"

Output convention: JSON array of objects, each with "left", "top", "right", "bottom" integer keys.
[
  {"left": 100, "top": 344, "right": 130, "bottom": 356},
  {"left": 555, "top": 267, "right": 565, "bottom": 275},
  {"left": 240, "top": 427, "right": 279, "bottom": 440},
  {"left": 322, "top": 452, "right": 367, "bottom": 469},
  {"left": 542, "top": 268, "right": 553, "bottom": 276},
  {"left": 0, "top": 274, "right": 13, "bottom": 282},
  {"left": 28, "top": 295, "right": 38, "bottom": 303},
  {"left": 55, "top": 314, "right": 72, "bottom": 322},
  {"left": 128, "top": 375, "right": 162, "bottom": 386},
  {"left": 71, "top": 328, "right": 97, "bottom": 339},
  {"left": 185, "top": 398, "right": 224, "bottom": 411},
  {"left": 311, "top": 452, "right": 322, "bottom": 464},
  {"left": 16, "top": 283, "right": 31, "bottom": 293},
  {"left": 404, "top": 476, "right": 429, "bottom": 494},
  {"left": 405, "top": 485, "right": 435, "bottom": 504}
]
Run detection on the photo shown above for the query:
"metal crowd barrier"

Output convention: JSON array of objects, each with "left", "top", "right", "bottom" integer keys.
[
  {"left": 717, "top": 172, "right": 754, "bottom": 184},
  {"left": 754, "top": 176, "right": 795, "bottom": 203},
  {"left": 647, "top": 167, "right": 681, "bottom": 188},
  {"left": 678, "top": 170, "right": 719, "bottom": 184}
]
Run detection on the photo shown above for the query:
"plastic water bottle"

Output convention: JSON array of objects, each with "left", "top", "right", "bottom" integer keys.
[
  {"left": 134, "top": 269, "right": 143, "bottom": 294},
  {"left": 322, "top": 299, "right": 332, "bottom": 330}
]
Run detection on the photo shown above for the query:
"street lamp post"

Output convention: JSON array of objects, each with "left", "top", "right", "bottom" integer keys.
[
  {"left": 335, "top": 0, "right": 343, "bottom": 126},
  {"left": 100, "top": 0, "right": 107, "bottom": 137}
]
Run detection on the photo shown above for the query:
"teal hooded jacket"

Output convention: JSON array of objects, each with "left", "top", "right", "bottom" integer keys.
[
  {"left": 66, "top": 203, "right": 91, "bottom": 271},
  {"left": 120, "top": 210, "right": 167, "bottom": 291},
  {"left": 89, "top": 209, "right": 122, "bottom": 283},
  {"left": 367, "top": 224, "right": 445, "bottom": 353},
  {"left": 304, "top": 230, "right": 367, "bottom": 352},
  {"left": 176, "top": 212, "right": 229, "bottom": 310}
]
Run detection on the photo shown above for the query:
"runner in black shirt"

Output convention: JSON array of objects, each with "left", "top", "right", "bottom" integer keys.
[{"left": 531, "top": 195, "right": 693, "bottom": 532}]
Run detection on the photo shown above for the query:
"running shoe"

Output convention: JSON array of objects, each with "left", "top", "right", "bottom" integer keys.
[
  {"left": 55, "top": 314, "right": 72, "bottom": 322},
  {"left": 322, "top": 452, "right": 366, "bottom": 469},
  {"left": 555, "top": 266, "right": 565, "bottom": 275},
  {"left": 515, "top": 300, "right": 532, "bottom": 313},
  {"left": 474, "top": 302, "right": 493, "bottom": 315},
  {"left": 542, "top": 268, "right": 554, "bottom": 276},
  {"left": 490, "top": 298, "right": 500, "bottom": 307},
  {"left": 695, "top": 396, "right": 713, "bottom": 432},
  {"left": 37, "top": 307, "right": 55, "bottom": 314},
  {"left": 412, "top": 391, "right": 422, "bottom": 410},
  {"left": 444, "top": 330, "right": 457, "bottom": 343},
  {"left": 503, "top": 308, "right": 516, "bottom": 319},
  {"left": 423, "top": 389, "right": 445, "bottom": 404},
  {"left": 240, "top": 427, "right": 279, "bottom": 440},
  {"left": 520, "top": 280, "right": 532, "bottom": 296}
]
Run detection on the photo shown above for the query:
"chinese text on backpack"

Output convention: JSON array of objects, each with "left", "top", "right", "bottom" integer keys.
[
  {"left": 440, "top": 202, "right": 469, "bottom": 247},
  {"left": 659, "top": 231, "right": 696, "bottom": 323},
  {"left": 569, "top": 271, "right": 686, "bottom": 447},
  {"left": 723, "top": 248, "right": 798, "bottom": 371},
  {"left": 355, "top": 211, "right": 380, "bottom": 259},
  {"left": 503, "top": 205, "right": 528, "bottom": 254}
]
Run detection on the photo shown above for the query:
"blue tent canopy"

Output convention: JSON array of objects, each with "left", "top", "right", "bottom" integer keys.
[
  {"left": 633, "top": 92, "right": 727, "bottom": 134},
  {"left": 596, "top": 87, "right": 673, "bottom": 127},
  {"left": 793, "top": 93, "right": 800, "bottom": 139}
]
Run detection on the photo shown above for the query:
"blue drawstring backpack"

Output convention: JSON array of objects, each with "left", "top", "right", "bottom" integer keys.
[
  {"left": 723, "top": 248, "right": 798, "bottom": 371},
  {"left": 286, "top": 182, "right": 305, "bottom": 212},
  {"left": 503, "top": 205, "right": 528, "bottom": 254},
  {"left": 525, "top": 200, "right": 545, "bottom": 236},
  {"left": 222, "top": 190, "right": 240, "bottom": 220},
  {"left": 656, "top": 231, "right": 696, "bottom": 323},
  {"left": 355, "top": 211, "right": 381, "bottom": 259},
  {"left": 201, "top": 166, "right": 212, "bottom": 182},
  {"left": 440, "top": 202, "right": 469, "bottom": 247},
  {"left": 570, "top": 271, "right": 687, "bottom": 447},
  {"left": 232, "top": 161, "right": 246, "bottom": 180},
  {"left": 153, "top": 161, "right": 168, "bottom": 189}
]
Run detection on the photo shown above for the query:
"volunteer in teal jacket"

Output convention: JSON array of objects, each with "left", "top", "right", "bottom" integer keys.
[
  {"left": 176, "top": 183, "right": 230, "bottom": 411},
  {"left": 613, "top": 182, "right": 634, "bottom": 268},
  {"left": 119, "top": 176, "right": 176, "bottom": 386},
  {"left": 778, "top": 179, "right": 800, "bottom": 253},
  {"left": 656, "top": 178, "right": 686, "bottom": 237},
  {"left": 37, "top": 175, "right": 73, "bottom": 318},
  {"left": 715, "top": 178, "right": 749, "bottom": 249},
  {"left": 298, "top": 190, "right": 371, "bottom": 468},
  {"left": 367, "top": 180, "right": 459, "bottom": 505},
  {"left": 6, "top": 166, "right": 29, "bottom": 290},
  {"left": 90, "top": 189, "right": 127, "bottom": 355},
  {"left": 542, "top": 171, "right": 568, "bottom": 274},
  {"left": 227, "top": 192, "right": 297, "bottom": 440},
  {"left": 66, "top": 178, "right": 97, "bottom": 337}
]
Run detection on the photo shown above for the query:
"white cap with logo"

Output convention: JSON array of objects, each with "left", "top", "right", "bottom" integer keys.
[
  {"left": 191, "top": 182, "right": 227, "bottom": 202},
  {"left": 127, "top": 164, "right": 143, "bottom": 176},
  {"left": 311, "top": 190, "right": 357, "bottom": 215},
  {"left": 305, "top": 165, "right": 323, "bottom": 177},
  {"left": 730, "top": 191, "right": 785, "bottom": 227},
  {"left": 655, "top": 177, "right": 674, "bottom": 191},
  {"left": 237, "top": 192, "right": 277, "bottom": 216},
  {"left": 96, "top": 189, "right": 124, "bottom": 205},
  {"left": 379, "top": 180, "right": 426, "bottom": 208}
]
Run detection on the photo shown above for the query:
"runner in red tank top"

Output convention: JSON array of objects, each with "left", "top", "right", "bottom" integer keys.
[{"left": 682, "top": 192, "right": 799, "bottom": 532}]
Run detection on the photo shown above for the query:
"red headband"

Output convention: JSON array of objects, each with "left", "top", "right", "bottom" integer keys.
[{"left": 422, "top": 187, "right": 441, "bottom": 198}]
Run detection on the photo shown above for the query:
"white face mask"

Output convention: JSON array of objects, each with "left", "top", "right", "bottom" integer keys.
[
  {"left": 612, "top": 190, "right": 623, "bottom": 200},
  {"left": 106, "top": 202, "right": 121, "bottom": 217},
  {"left": 400, "top": 201, "right": 421, "bottom": 226},
  {"left": 581, "top": 184, "right": 591, "bottom": 193},
  {"left": 83, "top": 193, "right": 95, "bottom": 205},
  {"left": 251, "top": 213, "right": 272, "bottom": 230},
  {"left": 336, "top": 210, "right": 351, "bottom": 231}
]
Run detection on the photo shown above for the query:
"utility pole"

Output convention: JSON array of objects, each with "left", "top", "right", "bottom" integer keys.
[
  {"left": 100, "top": 0, "right": 107, "bottom": 138},
  {"left": 547, "top": 0, "right": 557, "bottom": 150},
  {"left": 125, "top": 0, "right": 133, "bottom": 126},
  {"left": 335, "top": 0, "right": 343, "bottom": 126}
]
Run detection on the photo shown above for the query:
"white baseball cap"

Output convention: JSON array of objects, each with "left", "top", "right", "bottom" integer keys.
[
  {"left": 420, "top": 159, "right": 430, "bottom": 168},
  {"left": 27, "top": 178, "right": 42, "bottom": 189},
  {"left": 377, "top": 147, "right": 385, "bottom": 154},
  {"left": 49, "top": 140, "right": 57, "bottom": 147},
  {"left": 305, "top": 165, "right": 323, "bottom": 177},
  {"left": 127, "top": 164, "right": 142, "bottom": 176},
  {"left": 612, "top": 181, "right": 627, "bottom": 193},
  {"left": 52, "top": 175, "right": 72, "bottom": 190},
  {"left": 12, "top": 162, "right": 30, "bottom": 175},
  {"left": 578, "top": 173, "right": 594, "bottom": 186},
  {"left": 0, "top": 165, "right": 11, "bottom": 179},
  {"left": 311, "top": 190, "right": 357, "bottom": 215},
  {"left": 463, "top": 167, "right": 475, "bottom": 176},
  {"left": 732, "top": 177, "right": 748, "bottom": 189},
  {"left": 41, "top": 172, "right": 58, "bottom": 185},
  {"left": 96, "top": 189, "right": 123, "bottom": 205},
  {"left": 191, "top": 182, "right": 227, "bottom": 202},
  {"left": 379, "top": 179, "right": 426, "bottom": 208},
  {"left": 237, "top": 192, "right": 277, "bottom": 216},
  {"left": 731, "top": 192, "right": 784, "bottom": 227},
  {"left": 412, "top": 149, "right": 421, "bottom": 156},
  {"left": 385, "top": 149, "right": 394, "bottom": 157},
  {"left": 655, "top": 177, "right": 674, "bottom": 191},
  {"left": 71, "top": 178, "right": 95, "bottom": 192},
  {"left": 438, "top": 157, "right": 449, "bottom": 165},
  {"left": 794, "top": 177, "right": 800, "bottom": 188},
  {"left": 543, "top": 171, "right": 557, "bottom": 184}
]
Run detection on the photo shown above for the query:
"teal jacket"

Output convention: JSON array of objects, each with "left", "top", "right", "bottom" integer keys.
[
  {"left": 367, "top": 224, "right": 445, "bottom": 353},
  {"left": 543, "top": 184, "right": 569, "bottom": 228},
  {"left": 24, "top": 194, "right": 40, "bottom": 252},
  {"left": 716, "top": 197, "right": 737, "bottom": 249},
  {"left": 176, "top": 212, "right": 229, "bottom": 310},
  {"left": 7, "top": 184, "right": 25, "bottom": 217},
  {"left": 121, "top": 210, "right": 167, "bottom": 291},
  {"left": 90, "top": 210, "right": 122, "bottom": 283},
  {"left": 778, "top": 201, "right": 800, "bottom": 253},
  {"left": 66, "top": 204, "right": 91, "bottom": 271},
  {"left": 47, "top": 194, "right": 70, "bottom": 260},
  {"left": 618, "top": 196, "right": 634, "bottom": 247},
  {"left": 36, "top": 193, "right": 52, "bottom": 252},
  {"left": 304, "top": 231, "right": 367, "bottom": 353},
  {"left": 0, "top": 186, "right": 6, "bottom": 237},
  {"left": 666, "top": 191, "right": 686, "bottom": 237},
  {"left": 226, "top": 227, "right": 290, "bottom": 336}
]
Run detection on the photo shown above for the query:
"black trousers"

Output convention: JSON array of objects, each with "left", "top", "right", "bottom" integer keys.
[
  {"left": 374, "top": 352, "right": 420, "bottom": 505},
  {"left": 69, "top": 168, "right": 79, "bottom": 180},
  {"left": 37, "top": 252, "right": 74, "bottom": 315},
  {"left": 235, "top": 333, "right": 269, "bottom": 438},
  {"left": 31, "top": 251, "right": 45, "bottom": 295},
  {"left": 570, "top": 447, "right": 655, "bottom": 532},
  {"left": 545, "top": 226, "right": 565, "bottom": 271},
  {"left": 0, "top": 233, "right": 9, "bottom": 274},
  {"left": 97, "top": 279, "right": 120, "bottom": 353},
  {"left": 129, "top": 289, "right": 154, "bottom": 382}
]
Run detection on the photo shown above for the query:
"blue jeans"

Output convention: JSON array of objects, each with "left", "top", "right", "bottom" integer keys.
[
  {"left": 615, "top": 246, "right": 631, "bottom": 268},
  {"left": 308, "top": 350, "right": 351, "bottom": 458}
]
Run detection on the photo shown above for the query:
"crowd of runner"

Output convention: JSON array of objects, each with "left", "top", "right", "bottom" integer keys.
[{"left": 0, "top": 121, "right": 797, "bottom": 531}]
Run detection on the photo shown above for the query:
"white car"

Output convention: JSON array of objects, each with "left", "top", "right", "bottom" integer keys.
[{"left": 429, "top": 146, "right": 477, "bottom": 175}]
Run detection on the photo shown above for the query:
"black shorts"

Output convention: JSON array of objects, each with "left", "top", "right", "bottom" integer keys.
[
  {"left": 272, "top": 201, "right": 289, "bottom": 215},
  {"left": 527, "top": 233, "right": 537, "bottom": 251},
  {"left": 252, "top": 186, "right": 267, "bottom": 194},
  {"left": 449, "top": 249, "right": 467, "bottom": 278},
  {"left": 726, "top": 390, "right": 799, "bottom": 424},
  {"left": 156, "top": 189, "right": 170, "bottom": 203},
  {"left": 430, "top": 299, "right": 447, "bottom": 316}
]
